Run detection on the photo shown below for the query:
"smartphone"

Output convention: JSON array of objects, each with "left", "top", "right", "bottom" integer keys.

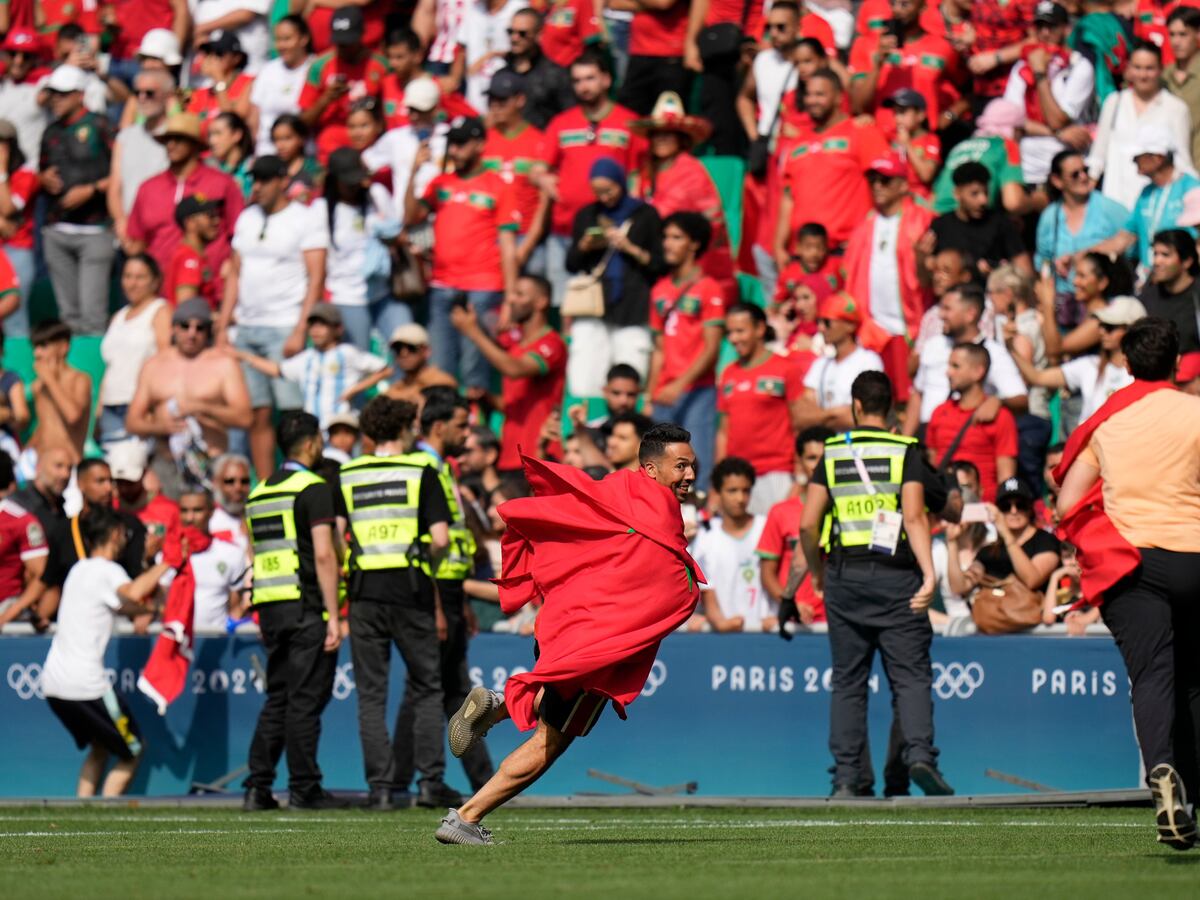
[
  {"left": 415, "top": 127, "right": 432, "bottom": 143},
  {"left": 884, "top": 18, "right": 905, "bottom": 47},
  {"left": 451, "top": 292, "right": 469, "bottom": 310},
  {"left": 961, "top": 502, "right": 991, "bottom": 524},
  {"left": 585, "top": 226, "right": 606, "bottom": 239}
]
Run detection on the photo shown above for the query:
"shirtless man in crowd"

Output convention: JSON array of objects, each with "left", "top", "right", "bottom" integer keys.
[
  {"left": 345, "top": 324, "right": 457, "bottom": 406},
  {"left": 28, "top": 320, "right": 92, "bottom": 466},
  {"left": 125, "top": 299, "right": 253, "bottom": 487}
]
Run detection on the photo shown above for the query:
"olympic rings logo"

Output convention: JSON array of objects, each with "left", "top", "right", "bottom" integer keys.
[
  {"left": 7, "top": 663, "right": 43, "bottom": 700},
  {"left": 931, "top": 661, "right": 985, "bottom": 700},
  {"left": 640, "top": 660, "right": 667, "bottom": 698},
  {"left": 331, "top": 663, "right": 356, "bottom": 701}
]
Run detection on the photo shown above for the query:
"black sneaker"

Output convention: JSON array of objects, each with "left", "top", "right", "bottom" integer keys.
[
  {"left": 1149, "top": 763, "right": 1197, "bottom": 850},
  {"left": 365, "top": 787, "right": 394, "bottom": 811},
  {"left": 241, "top": 788, "right": 279, "bottom": 812},
  {"left": 417, "top": 781, "right": 464, "bottom": 809},
  {"left": 909, "top": 761, "right": 954, "bottom": 796},
  {"left": 289, "top": 790, "right": 352, "bottom": 810}
]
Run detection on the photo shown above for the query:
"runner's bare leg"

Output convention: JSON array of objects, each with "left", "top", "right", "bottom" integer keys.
[
  {"left": 77, "top": 745, "right": 108, "bottom": 797},
  {"left": 101, "top": 756, "right": 140, "bottom": 797},
  {"left": 457, "top": 718, "right": 572, "bottom": 823}
]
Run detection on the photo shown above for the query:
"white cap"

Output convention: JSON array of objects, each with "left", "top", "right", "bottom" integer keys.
[
  {"left": 1132, "top": 124, "right": 1175, "bottom": 159},
  {"left": 106, "top": 439, "right": 149, "bottom": 482},
  {"left": 389, "top": 323, "right": 430, "bottom": 347},
  {"left": 1093, "top": 296, "right": 1148, "bottom": 327},
  {"left": 404, "top": 77, "right": 440, "bottom": 113},
  {"left": 326, "top": 411, "right": 361, "bottom": 431},
  {"left": 45, "top": 64, "right": 87, "bottom": 93},
  {"left": 137, "top": 28, "right": 183, "bottom": 66}
]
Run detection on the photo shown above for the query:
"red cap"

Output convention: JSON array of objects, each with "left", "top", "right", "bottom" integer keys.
[
  {"left": 818, "top": 291, "right": 863, "bottom": 326},
  {"left": 1, "top": 29, "right": 42, "bottom": 54},
  {"left": 867, "top": 153, "right": 908, "bottom": 180},
  {"left": 1177, "top": 351, "right": 1200, "bottom": 384}
]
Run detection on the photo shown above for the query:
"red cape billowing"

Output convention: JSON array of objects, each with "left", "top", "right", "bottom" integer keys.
[{"left": 495, "top": 456, "right": 705, "bottom": 731}]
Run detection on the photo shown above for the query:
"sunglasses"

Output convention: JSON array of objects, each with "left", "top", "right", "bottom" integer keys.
[
  {"left": 1098, "top": 321, "right": 1123, "bottom": 332},
  {"left": 134, "top": 88, "right": 160, "bottom": 98},
  {"left": 767, "top": 22, "right": 791, "bottom": 31},
  {"left": 221, "top": 477, "right": 250, "bottom": 486},
  {"left": 997, "top": 500, "right": 1031, "bottom": 514},
  {"left": 175, "top": 319, "right": 211, "bottom": 333},
  {"left": 1061, "top": 168, "right": 1089, "bottom": 181},
  {"left": 506, "top": 28, "right": 529, "bottom": 37},
  {"left": 392, "top": 342, "right": 422, "bottom": 354}
]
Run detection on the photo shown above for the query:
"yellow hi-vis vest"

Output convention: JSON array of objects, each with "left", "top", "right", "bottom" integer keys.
[
  {"left": 340, "top": 453, "right": 427, "bottom": 573},
  {"left": 415, "top": 450, "right": 477, "bottom": 582},
  {"left": 246, "top": 469, "right": 326, "bottom": 605},
  {"left": 821, "top": 430, "right": 917, "bottom": 551}
]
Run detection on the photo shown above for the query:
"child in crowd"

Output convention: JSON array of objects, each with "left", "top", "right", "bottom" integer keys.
[{"left": 164, "top": 195, "right": 222, "bottom": 309}]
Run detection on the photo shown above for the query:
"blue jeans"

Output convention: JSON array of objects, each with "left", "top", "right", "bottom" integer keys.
[
  {"left": 233, "top": 324, "right": 304, "bottom": 410},
  {"left": 519, "top": 233, "right": 547, "bottom": 278},
  {"left": 604, "top": 14, "right": 632, "bottom": 86},
  {"left": 544, "top": 234, "right": 572, "bottom": 307},
  {"left": 336, "top": 279, "right": 414, "bottom": 351},
  {"left": 4, "top": 245, "right": 34, "bottom": 339},
  {"left": 653, "top": 385, "right": 716, "bottom": 490},
  {"left": 427, "top": 287, "right": 503, "bottom": 390},
  {"left": 97, "top": 404, "right": 129, "bottom": 446}
]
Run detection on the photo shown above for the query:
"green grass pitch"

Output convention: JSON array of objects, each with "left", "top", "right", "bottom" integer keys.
[{"left": 1, "top": 805, "right": 1196, "bottom": 898}]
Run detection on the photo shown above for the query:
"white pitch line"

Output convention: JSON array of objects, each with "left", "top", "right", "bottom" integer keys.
[{"left": 0, "top": 828, "right": 304, "bottom": 838}]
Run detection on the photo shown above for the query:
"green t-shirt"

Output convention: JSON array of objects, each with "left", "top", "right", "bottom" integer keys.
[{"left": 931, "top": 135, "right": 1024, "bottom": 214}]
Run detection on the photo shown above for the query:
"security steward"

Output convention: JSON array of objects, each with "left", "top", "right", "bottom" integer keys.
[
  {"left": 798, "top": 371, "right": 954, "bottom": 799},
  {"left": 243, "top": 411, "right": 345, "bottom": 812},
  {"left": 339, "top": 395, "right": 457, "bottom": 811},
  {"left": 392, "top": 387, "right": 496, "bottom": 795}
]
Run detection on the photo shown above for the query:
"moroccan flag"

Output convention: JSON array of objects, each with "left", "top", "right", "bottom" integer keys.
[
  {"left": 1052, "top": 380, "right": 1175, "bottom": 605},
  {"left": 495, "top": 456, "right": 705, "bottom": 731},
  {"left": 138, "top": 527, "right": 212, "bottom": 714}
]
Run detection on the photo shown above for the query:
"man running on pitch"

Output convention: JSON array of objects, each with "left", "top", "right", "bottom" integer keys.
[{"left": 435, "top": 424, "right": 704, "bottom": 845}]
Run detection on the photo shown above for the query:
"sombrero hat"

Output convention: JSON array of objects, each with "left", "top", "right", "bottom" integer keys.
[{"left": 630, "top": 92, "right": 712, "bottom": 144}]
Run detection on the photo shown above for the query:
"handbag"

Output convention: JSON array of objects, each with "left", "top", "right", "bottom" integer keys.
[
  {"left": 747, "top": 67, "right": 795, "bottom": 177},
  {"left": 970, "top": 576, "right": 1044, "bottom": 634},
  {"left": 696, "top": 0, "right": 752, "bottom": 61},
  {"left": 389, "top": 241, "right": 426, "bottom": 302},
  {"left": 561, "top": 221, "right": 632, "bottom": 319}
]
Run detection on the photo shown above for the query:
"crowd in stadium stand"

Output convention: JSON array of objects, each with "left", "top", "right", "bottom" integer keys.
[{"left": 1, "top": 0, "right": 1200, "bottom": 642}]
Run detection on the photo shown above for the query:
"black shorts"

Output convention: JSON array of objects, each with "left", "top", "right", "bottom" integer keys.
[
  {"left": 533, "top": 640, "right": 607, "bottom": 738},
  {"left": 47, "top": 689, "right": 143, "bottom": 761}
]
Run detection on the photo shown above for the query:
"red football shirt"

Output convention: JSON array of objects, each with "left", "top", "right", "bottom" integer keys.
[
  {"left": 133, "top": 494, "right": 181, "bottom": 534},
  {"left": 542, "top": 103, "right": 645, "bottom": 235},
  {"left": 0, "top": 498, "right": 47, "bottom": 600},
  {"left": 629, "top": 0, "right": 689, "bottom": 56},
  {"left": 185, "top": 72, "right": 255, "bottom": 139},
  {"left": 381, "top": 75, "right": 477, "bottom": 129},
  {"left": 781, "top": 117, "right": 890, "bottom": 248},
  {"left": 849, "top": 32, "right": 961, "bottom": 131},
  {"left": 541, "top": 0, "right": 602, "bottom": 68},
  {"left": 307, "top": 0, "right": 388, "bottom": 53},
  {"left": 497, "top": 327, "right": 567, "bottom": 471},
  {"left": 106, "top": 0, "right": 176, "bottom": 59},
  {"left": 2, "top": 167, "right": 38, "bottom": 251},
  {"left": 774, "top": 258, "right": 843, "bottom": 302},
  {"left": 38, "top": 0, "right": 100, "bottom": 34},
  {"left": 422, "top": 168, "right": 520, "bottom": 291},
  {"left": 298, "top": 50, "right": 388, "bottom": 160},
  {"left": 855, "top": 0, "right": 892, "bottom": 37},
  {"left": 925, "top": 399, "right": 1019, "bottom": 501},
  {"left": 897, "top": 131, "right": 941, "bottom": 200},
  {"left": 483, "top": 123, "right": 545, "bottom": 236},
  {"left": 717, "top": 352, "right": 804, "bottom": 475},
  {"left": 971, "top": 0, "right": 1038, "bottom": 97},
  {"left": 164, "top": 241, "right": 221, "bottom": 310},
  {"left": 649, "top": 273, "right": 725, "bottom": 390},
  {"left": 0, "top": 250, "right": 20, "bottom": 308},
  {"left": 754, "top": 495, "right": 824, "bottom": 622}
]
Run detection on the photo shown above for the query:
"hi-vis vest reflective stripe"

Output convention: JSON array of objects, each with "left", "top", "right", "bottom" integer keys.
[
  {"left": 821, "top": 430, "right": 917, "bottom": 550},
  {"left": 341, "top": 454, "right": 426, "bottom": 572},
  {"left": 246, "top": 469, "right": 326, "bottom": 605},
  {"left": 416, "top": 451, "right": 477, "bottom": 582}
]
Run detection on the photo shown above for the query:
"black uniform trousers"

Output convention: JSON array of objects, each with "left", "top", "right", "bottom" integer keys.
[
  {"left": 393, "top": 580, "right": 496, "bottom": 792},
  {"left": 698, "top": 53, "right": 746, "bottom": 157},
  {"left": 825, "top": 560, "right": 938, "bottom": 789},
  {"left": 1100, "top": 548, "right": 1200, "bottom": 796},
  {"left": 245, "top": 602, "right": 337, "bottom": 799},
  {"left": 618, "top": 56, "right": 689, "bottom": 115},
  {"left": 350, "top": 573, "right": 446, "bottom": 792}
]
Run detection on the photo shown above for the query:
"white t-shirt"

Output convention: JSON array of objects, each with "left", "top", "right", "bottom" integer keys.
[
  {"left": 690, "top": 515, "right": 775, "bottom": 630},
  {"left": 1061, "top": 355, "right": 1134, "bottom": 424},
  {"left": 162, "top": 538, "right": 249, "bottom": 633},
  {"left": 232, "top": 202, "right": 329, "bottom": 328},
  {"left": 458, "top": 0, "right": 524, "bottom": 111},
  {"left": 1003, "top": 54, "right": 1095, "bottom": 184},
  {"left": 931, "top": 537, "right": 971, "bottom": 619},
  {"left": 913, "top": 334, "right": 1027, "bottom": 423},
  {"left": 751, "top": 48, "right": 796, "bottom": 136},
  {"left": 311, "top": 187, "right": 396, "bottom": 307},
  {"left": 192, "top": 0, "right": 272, "bottom": 74},
  {"left": 362, "top": 124, "right": 449, "bottom": 224},
  {"left": 249, "top": 55, "right": 312, "bottom": 156},
  {"left": 867, "top": 214, "right": 905, "bottom": 336},
  {"left": 41, "top": 558, "right": 130, "bottom": 701},
  {"left": 278, "top": 343, "right": 387, "bottom": 427},
  {"left": 209, "top": 506, "right": 250, "bottom": 558},
  {"left": 804, "top": 346, "right": 885, "bottom": 409}
]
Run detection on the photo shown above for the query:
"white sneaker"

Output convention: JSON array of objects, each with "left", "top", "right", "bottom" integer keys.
[{"left": 435, "top": 808, "right": 494, "bottom": 845}]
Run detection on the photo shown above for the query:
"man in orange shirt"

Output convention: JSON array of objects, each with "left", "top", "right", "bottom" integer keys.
[{"left": 774, "top": 69, "right": 890, "bottom": 267}]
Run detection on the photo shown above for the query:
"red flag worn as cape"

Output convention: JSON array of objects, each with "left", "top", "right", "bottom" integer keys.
[
  {"left": 1052, "top": 380, "right": 1175, "bottom": 606},
  {"left": 496, "top": 456, "right": 705, "bottom": 731},
  {"left": 138, "top": 526, "right": 212, "bottom": 714}
]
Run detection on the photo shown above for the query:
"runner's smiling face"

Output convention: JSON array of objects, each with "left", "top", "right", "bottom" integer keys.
[{"left": 644, "top": 442, "right": 697, "bottom": 502}]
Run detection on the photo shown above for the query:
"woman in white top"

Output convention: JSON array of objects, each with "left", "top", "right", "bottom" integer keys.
[
  {"left": 1086, "top": 44, "right": 1196, "bottom": 211},
  {"left": 98, "top": 255, "right": 170, "bottom": 446},
  {"left": 248, "top": 15, "right": 313, "bottom": 156},
  {"left": 312, "top": 146, "right": 412, "bottom": 350},
  {"left": 1008, "top": 296, "right": 1144, "bottom": 427}
]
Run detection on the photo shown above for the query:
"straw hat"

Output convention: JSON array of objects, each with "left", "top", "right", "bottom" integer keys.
[{"left": 630, "top": 92, "right": 712, "bottom": 144}]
